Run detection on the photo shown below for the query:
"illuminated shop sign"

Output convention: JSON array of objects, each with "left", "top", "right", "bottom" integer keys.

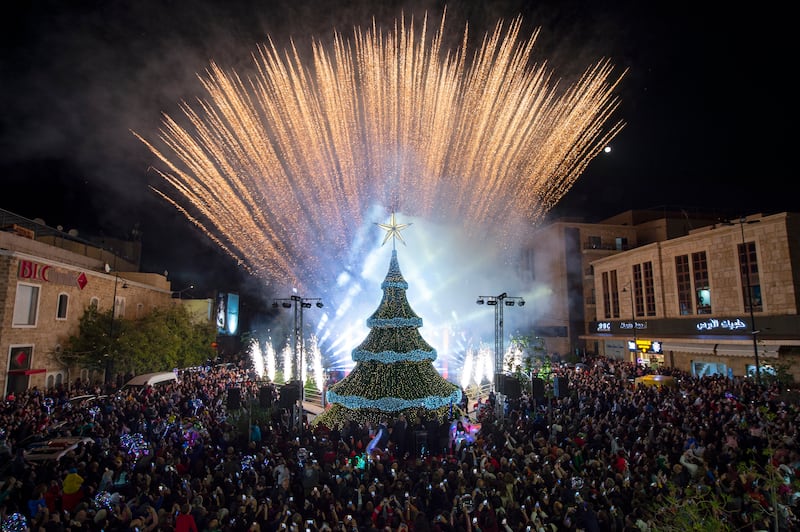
[
  {"left": 695, "top": 318, "right": 748, "bottom": 331},
  {"left": 628, "top": 339, "right": 662, "bottom": 353},
  {"left": 596, "top": 320, "right": 648, "bottom": 333}
]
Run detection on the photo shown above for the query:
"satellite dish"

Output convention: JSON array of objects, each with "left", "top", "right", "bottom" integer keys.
[
  {"left": 57, "top": 225, "right": 64, "bottom": 231},
  {"left": 68, "top": 229, "right": 79, "bottom": 237},
  {"left": 104, "top": 263, "right": 111, "bottom": 273},
  {"left": 33, "top": 218, "right": 46, "bottom": 225}
]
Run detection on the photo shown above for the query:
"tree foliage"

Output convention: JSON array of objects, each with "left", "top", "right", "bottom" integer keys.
[{"left": 62, "top": 303, "right": 216, "bottom": 377}]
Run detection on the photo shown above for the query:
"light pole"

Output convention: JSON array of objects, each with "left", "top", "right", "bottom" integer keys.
[
  {"left": 720, "top": 217, "right": 762, "bottom": 385},
  {"left": 736, "top": 217, "right": 761, "bottom": 385},
  {"left": 476, "top": 292, "right": 525, "bottom": 392},
  {"left": 172, "top": 285, "right": 194, "bottom": 299},
  {"left": 623, "top": 282, "right": 636, "bottom": 363},
  {"left": 103, "top": 263, "right": 126, "bottom": 388},
  {"left": 272, "top": 295, "right": 323, "bottom": 401}
]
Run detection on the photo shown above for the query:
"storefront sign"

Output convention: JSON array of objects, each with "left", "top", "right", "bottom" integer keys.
[{"left": 18, "top": 259, "right": 88, "bottom": 289}]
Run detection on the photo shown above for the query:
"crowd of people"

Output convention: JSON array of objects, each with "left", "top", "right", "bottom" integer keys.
[{"left": 0, "top": 357, "right": 798, "bottom": 532}]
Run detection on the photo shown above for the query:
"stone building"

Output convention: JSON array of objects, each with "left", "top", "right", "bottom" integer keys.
[
  {"left": 1, "top": 209, "right": 175, "bottom": 395},
  {"left": 585, "top": 211, "right": 800, "bottom": 381}
]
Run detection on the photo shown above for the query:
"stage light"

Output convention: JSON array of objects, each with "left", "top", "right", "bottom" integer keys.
[
  {"left": 475, "top": 292, "right": 525, "bottom": 392},
  {"left": 272, "top": 294, "right": 324, "bottom": 406}
]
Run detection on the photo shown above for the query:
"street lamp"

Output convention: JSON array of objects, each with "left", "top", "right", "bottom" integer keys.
[
  {"left": 272, "top": 294, "right": 324, "bottom": 401},
  {"left": 103, "top": 263, "right": 127, "bottom": 387},
  {"left": 172, "top": 285, "right": 195, "bottom": 299},
  {"left": 476, "top": 292, "right": 525, "bottom": 392},
  {"left": 725, "top": 217, "right": 762, "bottom": 385},
  {"left": 622, "top": 282, "right": 636, "bottom": 363},
  {"left": 719, "top": 217, "right": 762, "bottom": 384}
]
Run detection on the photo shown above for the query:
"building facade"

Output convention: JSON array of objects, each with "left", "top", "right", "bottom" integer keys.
[
  {"left": 0, "top": 212, "right": 175, "bottom": 395},
  {"left": 585, "top": 212, "right": 800, "bottom": 381},
  {"left": 522, "top": 209, "right": 719, "bottom": 361}
]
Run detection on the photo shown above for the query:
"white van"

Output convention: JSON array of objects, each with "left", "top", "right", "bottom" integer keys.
[{"left": 120, "top": 371, "right": 178, "bottom": 393}]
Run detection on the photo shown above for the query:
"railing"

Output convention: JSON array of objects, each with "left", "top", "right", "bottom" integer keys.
[
  {"left": 582, "top": 241, "right": 631, "bottom": 251},
  {"left": 303, "top": 387, "right": 325, "bottom": 407}
]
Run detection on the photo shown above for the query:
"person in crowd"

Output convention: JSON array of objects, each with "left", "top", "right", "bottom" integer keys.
[
  {"left": 175, "top": 502, "right": 199, "bottom": 532},
  {"left": 0, "top": 358, "right": 798, "bottom": 532}
]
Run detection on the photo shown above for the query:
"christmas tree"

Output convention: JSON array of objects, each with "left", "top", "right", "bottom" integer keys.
[{"left": 312, "top": 214, "right": 461, "bottom": 429}]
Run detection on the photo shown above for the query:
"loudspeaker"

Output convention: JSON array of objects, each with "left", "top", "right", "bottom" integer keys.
[
  {"left": 531, "top": 378, "right": 545, "bottom": 401},
  {"left": 279, "top": 382, "right": 300, "bottom": 408},
  {"left": 505, "top": 377, "right": 521, "bottom": 400},
  {"left": 554, "top": 377, "right": 569, "bottom": 398},
  {"left": 495, "top": 373, "right": 507, "bottom": 394},
  {"left": 227, "top": 387, "right": 241, "bottom": 409},
  {"left": 259, "top": 386, "right": 273, "bottom": 408}
]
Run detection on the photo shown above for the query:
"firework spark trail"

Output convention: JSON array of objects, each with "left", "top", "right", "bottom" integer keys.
[{"left": 138, "top": 10, "right": 625, "bottom": 291}]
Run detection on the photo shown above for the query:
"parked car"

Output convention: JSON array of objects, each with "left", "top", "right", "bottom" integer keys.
[{"left": 24, "top": 437, "right": 94, "bottom": 462}]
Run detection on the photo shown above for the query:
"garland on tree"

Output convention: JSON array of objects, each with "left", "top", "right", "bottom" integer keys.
[{"left": 313, "top": 248, "right": 460, "bottom": 429}]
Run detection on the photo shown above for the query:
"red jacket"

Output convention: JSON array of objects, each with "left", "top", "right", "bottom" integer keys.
[{"left": 175, "top": 512, "right": 198, "bottom": 532}]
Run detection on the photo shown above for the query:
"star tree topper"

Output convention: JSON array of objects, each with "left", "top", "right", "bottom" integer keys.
[{"left": 376, "top": 212, "right": 412, "bottom": 249}]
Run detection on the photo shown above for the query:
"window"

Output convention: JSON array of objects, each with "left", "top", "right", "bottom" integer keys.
[
  {"left": 13, "top": 283, "right": 39, "bottom": 326},
  {"left": 89, "top": 297, "right": 99, "bottom": 309},
  {"left": 610, "top": 270, "right": 620, "bottom": 318},
  {"left": 675, "top": 255, "right": 693, "bottom": 315},
  {"left": 136, "top": 303, "right": 144, "bottom": 318},
  {"left": 602, "top": 271, "right": 611, "bottom": 318},
  {"left": 56, "top": 293, "right": 69, "bottom": 320},
  {"left": 692, "top": 252, "right": 711, "bottom": 314},
  {"left": 643, "top": 262, "right": 656, "bottom": 316},
  {"left": 520, "top": 249, "right": 535, "bottom": 282},
  {"left": 632, "top": 264, "right": 643, "bottom": 318},
  {"left": 588, "top": 236, "right": 601, "bottom": 249},
  {"left": 738, "top": 241, "right": 762, "bottom": 312},
  {"left": 114, "top": 296, "right": 126, "bottom": 319},
  {"left": 602, "top": 270, "right": 622, "bottom": 319}
]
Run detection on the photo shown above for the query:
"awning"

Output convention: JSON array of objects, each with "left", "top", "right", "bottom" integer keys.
[
  {"left": 660, "top": 342, "right": 778, "bottom": 358},
  {"left": 714, "top": 343, "right": 779, "bottom": 358},
  {"left": 660, "top": 342, "right": 716, "bottom": 354},
  {"left": 7, "top": 368, "right": 46, "bottom": 375}
]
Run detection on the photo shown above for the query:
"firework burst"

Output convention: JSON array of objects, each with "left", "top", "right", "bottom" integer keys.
[{"left": 137, "top": 10, "right": 624, "bottom": 294}]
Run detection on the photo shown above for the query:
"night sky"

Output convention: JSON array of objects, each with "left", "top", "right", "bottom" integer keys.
[{"left": 0, "top": 0, "right": 782, "bottom": 304}]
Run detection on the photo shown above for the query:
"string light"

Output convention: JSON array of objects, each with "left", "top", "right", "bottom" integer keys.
[{"left": 314, "top": 248, "right": 460, "bottom": 428}]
